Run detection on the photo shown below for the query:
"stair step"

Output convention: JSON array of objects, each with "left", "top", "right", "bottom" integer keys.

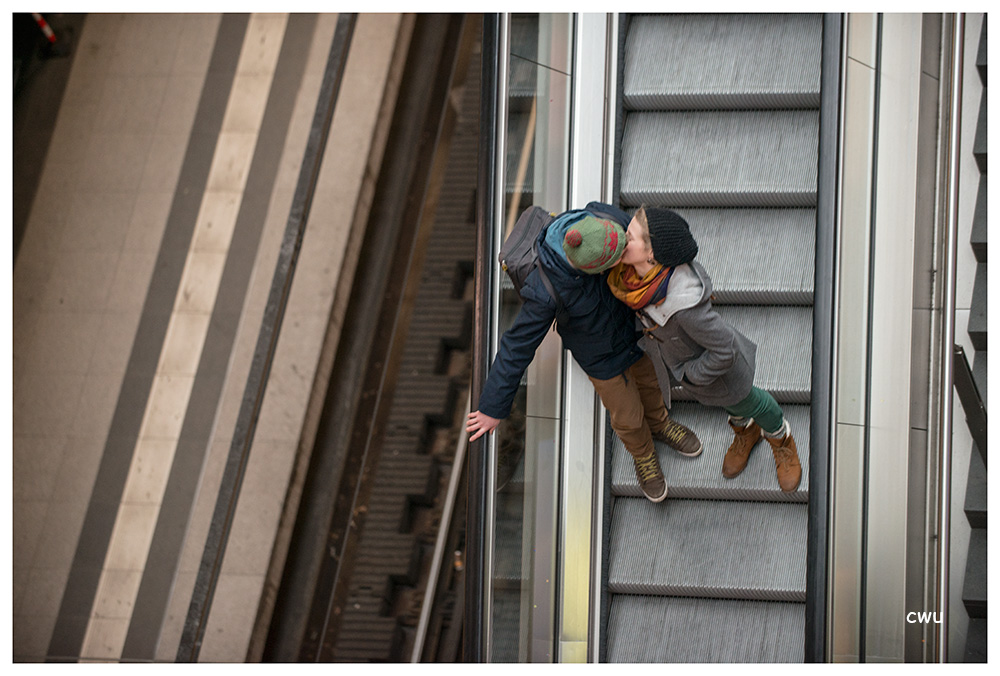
[
  {"left": 971, "top": 174, "right": 986, "bottom": 263},
  {"left": 973, "top": 92, "right": 987, "bottom": 173},
  {"left": 663, "top": 305, "right": 814, "bottom": 404},
  {"left": 493, "top": 490, "right": 526, "bottom": 582},
  {"left": 620, "top": 110, "right": 819, "bottom": 208},
  {"left": 606, "top": 595, "right": 804, "bottom": 662},
  {"left": 974, "top": 350, "right": 986, "bottom": 408},
  {"left": 491, "top": 587, "right": 523, "bottom": 662},
  {"left": 623, "top": 13, "right": 822, "bottom": 110},
  {"left": 968, "top": 263, "right": 987, "bottom": 352},
  {"left": 964, "top": 618, "right": 987, "bottom": 663},
  {"left": 611, "top": 402, "right": 810, "bottom": 501},
  {"left": 677, "top": 208, "right": 816, "bottom": 304},
  {"left": 505, "top": 110, "right": 536, "bottom": 194},
  {"left": 964, "top": 448, "right": 987, "bottom": 528},
  {"left": 976, "top": 18, "right": 987, "bottom": 87},
  {"left": 608, "top": 498, "right": 807, "bottom": 600},
  {"left": 962, "top": 527, "right": 987, "bottom": 618}
]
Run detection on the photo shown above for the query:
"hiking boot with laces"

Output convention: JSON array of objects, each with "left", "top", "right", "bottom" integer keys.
[
  {"left": 652, "top": 418, "right": 702, "bottom": 457},
  {"left": 633, "top": 450, "right": 667, "bottom": 502},
  {"left": 722, "top": 419, "right": 763, "bottom": 478},
  {"left": 766, "top": 431, "right": 802, "bottom": 492}
]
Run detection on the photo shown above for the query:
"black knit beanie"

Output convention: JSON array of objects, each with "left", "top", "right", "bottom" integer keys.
[{"left": 645, "top": 208, "right": 698, "bottom": 266}]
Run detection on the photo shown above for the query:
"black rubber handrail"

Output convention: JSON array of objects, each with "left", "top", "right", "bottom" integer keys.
[
  {"left": 805, "top": 12, "right": 844, "bottom": 664},
  {"left": 466, "top": 13, "right": 501, "bottom": 664}
]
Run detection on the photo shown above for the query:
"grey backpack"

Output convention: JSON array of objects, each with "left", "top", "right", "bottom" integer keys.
[{"left": 498, "top": 206, "right": 568, "bottom": 324}]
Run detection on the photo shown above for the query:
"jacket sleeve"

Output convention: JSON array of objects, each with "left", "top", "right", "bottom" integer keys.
[
  {"left": 476, "top": 289, "right": 557, "bottom": 419},
  {"left": 671, "top": 304, "right": 740, "bottom": 386}
]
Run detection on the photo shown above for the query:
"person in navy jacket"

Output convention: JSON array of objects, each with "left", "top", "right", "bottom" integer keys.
[{"left": 467, "top": 202, "right": 702, "bottom": 502}]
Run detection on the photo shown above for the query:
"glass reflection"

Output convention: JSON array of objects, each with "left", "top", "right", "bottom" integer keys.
[{"left": 489, "top": 12, "right": 573, "bottom": 663}]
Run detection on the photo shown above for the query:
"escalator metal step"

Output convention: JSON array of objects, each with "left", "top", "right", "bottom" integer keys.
[
  {"left": 606, "top": 595, "right": 804, "bottom": 662},
  {"left": 717, "top": 305, "right": 812, "bottom": 402},
  {"left": 657, "top": 305, "right": 813, "bottom": 404},
  {"left": 505, "top": 110, "right": 536, "bottom": 195},
  {"left": 608, "top": 498, "right": 807, "bottom": 600},
  {"left": 623, "top": 13, "right": 822, "bottom": 111},
  {"left": 620, "top": 110, "right": 819, "bottom": 207},
  {"left": 611, "top": 402, "right": 810, "bottom": 502},
  {"left": 493, "top": 490, "right": 526, "bottom": 581},
  {"left": 677, "top": 208, "right": 816, "bottom": 305}
]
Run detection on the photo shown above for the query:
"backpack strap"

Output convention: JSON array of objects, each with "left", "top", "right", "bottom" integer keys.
[{"left": 531, "top": 239, "right": 570, "bottom": 327}]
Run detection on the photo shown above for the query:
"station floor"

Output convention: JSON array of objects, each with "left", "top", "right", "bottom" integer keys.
[{"left": 11, "top": 13, "right": 405, "bottom": 662}]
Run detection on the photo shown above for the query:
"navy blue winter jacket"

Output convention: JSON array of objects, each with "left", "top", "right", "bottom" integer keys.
[{"left": 476, "top": 202, "right": 645, "bottom": 420}]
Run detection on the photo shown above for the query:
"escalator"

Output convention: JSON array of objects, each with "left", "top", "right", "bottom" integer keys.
[{"left": 604, "top": 13, "right": 823, "bottom": 662}]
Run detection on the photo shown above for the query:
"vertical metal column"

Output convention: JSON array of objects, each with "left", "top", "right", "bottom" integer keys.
[{"left": 936, "top": 12, "right": 965, "bottom": 664}]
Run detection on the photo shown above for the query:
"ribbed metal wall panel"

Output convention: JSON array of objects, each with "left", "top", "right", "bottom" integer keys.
[{"left": 623, "top": 14, "right": 821, "bottom": 111}]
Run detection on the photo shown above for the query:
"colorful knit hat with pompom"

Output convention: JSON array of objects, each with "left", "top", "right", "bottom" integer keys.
[{"left": 562, "top": 216, "right": 626, "bottom": 273}]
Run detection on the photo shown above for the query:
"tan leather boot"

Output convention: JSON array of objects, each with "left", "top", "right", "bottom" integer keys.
[
  {"left": 722, "top": 419, "right": 762, "bottom": 478},
  {"left": 633, "top": 450, "right": 667, "bottom": 502},
  {"left": 765, "top": 432, "right": 802, "bottom": 492}
]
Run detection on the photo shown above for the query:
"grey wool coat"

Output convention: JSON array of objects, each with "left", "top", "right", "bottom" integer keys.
[{"left": 637, "top": 260, "right": 757, "bottom": 408}]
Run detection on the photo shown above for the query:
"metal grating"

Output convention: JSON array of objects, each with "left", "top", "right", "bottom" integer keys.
[
  {"left": 608, "top": 499, "right": 808, "bottom": 600},
  {"left": 608, "top": 12, "right": 819, "bottom": 663},
  {"left": 606, "top": 595, "right": 805, "bottom": 662},
  {"left": 610, "top": 402, "right": 811, "bottom": 502},
  {"left": 620, "top": 110, "right": 819, "bottom": 207},
  {"left": 624, "top": 13, "right": 822, "bottom": 111},
  {"left": 676, "top": 208, "right": 816, "bottom": 305}
]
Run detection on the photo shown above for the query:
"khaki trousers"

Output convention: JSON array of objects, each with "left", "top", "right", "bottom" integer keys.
[{"left": 588, "top": 353, "right": 670, "bottom": 459}]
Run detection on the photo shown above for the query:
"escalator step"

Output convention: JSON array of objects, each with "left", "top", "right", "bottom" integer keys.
[
  {"left": 675, "top": 208, "right": 816, "bottom": 305},
  {"left": 606, "top": 595, "right": 804, "bottom": 662},
  {"left": 611, "top": 402, "right": 810, "bottom": 502},
  {"left": 962, "top": 527, "right": 987, "bottom": 618},
  {"left": 624, "top": 13, "right": 822, "bottom": 111},
  {"left": 493, "top": 490, "right": 527, "bottom": 581},
  {"left": 505, "top": 110, "right": 537, "bottom": 195},
  {"left": 964, "top": 448, "right": 986, "bottom": 529},
  {"left": 620, "top": 110, "right": 819, "bottom": 208},
  {"left": 608, "top": 498, "right": 807, "bottom": 600},
  {"left": 964, "top": 618, "right": 987, "bottom": 662},
  {"left": 969, "top": 263, "right": 987, "bottom": 352},
  {"left": 971, "top": 174, "right": 986, "bottom": 263},
  {"left": 656, "top": 305, "right": 813, "bottom": 404}
]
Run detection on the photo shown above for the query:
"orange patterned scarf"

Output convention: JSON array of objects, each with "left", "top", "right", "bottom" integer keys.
[{"left": 607, "top": 262, "right": 674, "bottom": 310}]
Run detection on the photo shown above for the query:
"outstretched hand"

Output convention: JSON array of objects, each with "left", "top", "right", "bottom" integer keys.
[{"left": 466, "top": 410, "right": 501, "bottom": 442}]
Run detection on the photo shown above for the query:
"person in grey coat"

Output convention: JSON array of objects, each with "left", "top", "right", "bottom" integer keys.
[{"left": 607, "top": 206, "right": 801, "bottom": 492}]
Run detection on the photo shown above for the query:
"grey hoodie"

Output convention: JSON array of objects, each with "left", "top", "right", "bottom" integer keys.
[{"left": 638, "top": 260, "right": 757, "bottom": 408}]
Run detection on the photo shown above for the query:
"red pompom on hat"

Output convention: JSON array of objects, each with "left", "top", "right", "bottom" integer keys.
[{"left": 565, "top": 229, "right": 583, "bottom": 248}]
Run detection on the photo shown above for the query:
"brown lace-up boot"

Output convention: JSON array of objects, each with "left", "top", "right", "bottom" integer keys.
[
  {"left": 652, "top": 418, "right": 702, "bottom": 457},
  {"left": 765, "top": 429, "right": 802, "bottom": 492},
  {"left": 633, "top": 450, "right": 667, "bottom": 502},
  {"left": 722, "top": 419, "right": 762, "bottom": 478}
]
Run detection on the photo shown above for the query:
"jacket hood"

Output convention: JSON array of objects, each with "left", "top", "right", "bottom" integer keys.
[
  {"left": 537, "top": 211, "right": 588, "bottom": 281},
  {"left": 641, "top": 260, "right": 714, "bottom": 327}
]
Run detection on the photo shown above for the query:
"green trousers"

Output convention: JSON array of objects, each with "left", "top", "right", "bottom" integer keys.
[{"left": 724, "top": 386, "right": 784, "bottom": 434}]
